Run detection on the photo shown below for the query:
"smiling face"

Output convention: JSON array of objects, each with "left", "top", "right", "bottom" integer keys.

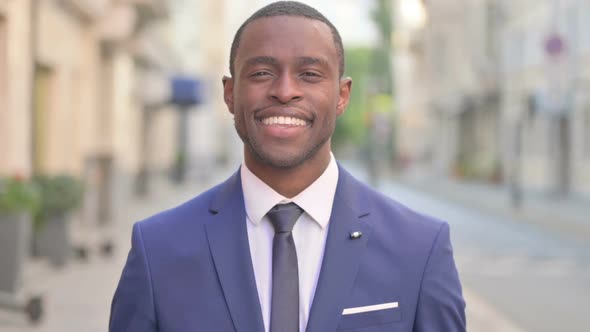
[{"left": 224, "top": 15, "right": 351, "bottom": 173}]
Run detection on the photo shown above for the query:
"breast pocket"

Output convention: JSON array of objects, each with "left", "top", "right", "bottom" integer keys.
[{"left": 337, "top": 302, "right": 402, "bottom": 330}]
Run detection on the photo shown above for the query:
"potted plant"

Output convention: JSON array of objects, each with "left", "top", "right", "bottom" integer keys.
[
  {"left": 33, "top": 175, "right": 84, "bottom": 267},
  {"left": 0, "top": 175, "right": 40, "bottom": 294}
]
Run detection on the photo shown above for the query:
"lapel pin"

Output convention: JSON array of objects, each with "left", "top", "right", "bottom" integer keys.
[{"left": 349, "top": 231, "right": 363, "bottom": 239}]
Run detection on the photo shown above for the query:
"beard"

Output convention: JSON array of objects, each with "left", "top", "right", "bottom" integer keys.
[{"left": 234, "top": 116, "right": 333, "bottom": 170}]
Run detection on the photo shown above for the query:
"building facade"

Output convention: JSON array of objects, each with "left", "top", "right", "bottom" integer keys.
[
  {"left": 392, "top": 0, "right": 432, "bottom": 170},
  {"left": 397, "top": 0, "right": 590, "bottom": 198},
  {"left": 0, "top": 0, "right": 33, "bottom": 177},
  {"left": 499, "top": 0, "right": 590, "bottom": 196},
  {"left": 0, "top": 0, "right": 190, "bottom": 225},
  {"left": 420, "top": 0, "right": 502, "bottom": 181}
]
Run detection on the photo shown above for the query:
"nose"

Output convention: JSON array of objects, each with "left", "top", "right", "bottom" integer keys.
[{"left": 268, "top": 73, "right": 303, "bottom": 103}]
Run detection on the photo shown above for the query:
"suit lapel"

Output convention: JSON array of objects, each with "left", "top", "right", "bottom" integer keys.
[
  {"left": 205, "top": 170, "right": 265, "bottom": 332},
  {"left": 306, "top": 165, "right": 372, "bottom": 332}
]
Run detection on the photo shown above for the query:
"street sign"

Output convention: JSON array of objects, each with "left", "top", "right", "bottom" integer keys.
[
  {"left": 545, "top": 34, "right": 565, "bottom": 58},
  {"left": 170, "top": 77, "right": 203, "bottom": 107}
]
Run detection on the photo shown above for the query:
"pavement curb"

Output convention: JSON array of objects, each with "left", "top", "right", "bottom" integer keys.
[{"left": 395, "top": 176, "right": 590, "bottom": 245}]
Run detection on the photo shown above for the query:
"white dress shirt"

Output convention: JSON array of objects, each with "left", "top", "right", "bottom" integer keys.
[{"left": 241, "top": 154, "right": 339, "bottom": 332}]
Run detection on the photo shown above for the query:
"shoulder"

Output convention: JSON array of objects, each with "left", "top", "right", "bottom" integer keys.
[
  {"left": 338, "top": 167, "right": 447, "bottom": 245},
  {"left": 134, "top": 179, "right": 228, "bottom": 236},
  {"left": 370, "top": 184, "right": 445, "bottom": 232}
]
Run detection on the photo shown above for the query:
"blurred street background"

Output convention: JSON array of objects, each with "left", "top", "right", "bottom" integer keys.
[{"left": 0, "top": 0, "right": 588, "bottom": 331}]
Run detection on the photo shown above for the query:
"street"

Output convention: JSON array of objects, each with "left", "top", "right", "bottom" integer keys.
[
  {"left": 377, "top": 182, "right": 590, "bottom": 332},
  {"left": 0, "top": 174, "right": 227, "bottom": 332},
  {"left": 0, "top": 165, "right": 588, "bottom": 331},
  {"left": 2, "top": 0, "right": 589, "bottom": 331}
]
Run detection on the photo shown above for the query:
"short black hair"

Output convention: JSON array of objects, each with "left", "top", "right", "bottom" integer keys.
[{"left": 229, "top": 1, "right": 345, "bottom": 78}]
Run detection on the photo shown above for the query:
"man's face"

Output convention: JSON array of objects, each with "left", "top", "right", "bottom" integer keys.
[{"left": 224, "top": 16, "right": 351, "bottom": 170}]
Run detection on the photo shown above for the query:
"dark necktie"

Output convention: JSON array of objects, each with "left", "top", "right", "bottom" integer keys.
[{"left": 266, "top": 203, "right": 304, "bottom": 332}]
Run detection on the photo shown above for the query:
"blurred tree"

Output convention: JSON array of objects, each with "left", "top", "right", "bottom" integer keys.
[
  {"left": 333, "top": 47, "right": 373, "bottom": 149},
  {"left": 366, "top": 0, "right": 395, "bottom": 180},
  {"left": 372, "top": 0, "right": 392, "bottom": 38},
  {"left": 333, "top": 0, "right": 395, "bottom": 156},
  {"left": 369, "top": 0, "right": 393, "bottom": 94}
]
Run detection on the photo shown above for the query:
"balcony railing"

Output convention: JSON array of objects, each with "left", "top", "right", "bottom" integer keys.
[
  {"left": 123, "top": 0, "right": 169, "bottom": 21},
  {"left": 59, "top": 0, "right": 109, "bottom": 21}
]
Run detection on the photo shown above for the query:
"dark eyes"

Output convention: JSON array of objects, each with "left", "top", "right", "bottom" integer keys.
[
  {"left": 301, "top": 71, "right": 321, "bottom": 77},
  {"left": 251, "top": 71, "right": 271, "bottom": 77},
  {"left": 300, "top": 71, "right": 323, "bottom": 83},
  {"left": 248, "top": 70, "right": 323, "bottom": 81}
]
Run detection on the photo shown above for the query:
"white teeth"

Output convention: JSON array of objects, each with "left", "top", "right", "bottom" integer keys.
[{"left": 262, "top": 116, "right": 307, "bottom": 126}]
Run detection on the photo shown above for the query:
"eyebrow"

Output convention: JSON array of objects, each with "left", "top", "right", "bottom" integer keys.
[
  {"left": 295, "top": 56, "right": 330, "bottom": 68},
  {"left": 245, "top": 56, "right": 279, "bottom": 67},
  {"left": 243, "top": 56, "right": 329, "bottom": 68}
]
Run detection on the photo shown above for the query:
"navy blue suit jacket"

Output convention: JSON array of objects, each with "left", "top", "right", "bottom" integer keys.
[{"left": 110, "top": 165, "right": 466, "bottom": 331}]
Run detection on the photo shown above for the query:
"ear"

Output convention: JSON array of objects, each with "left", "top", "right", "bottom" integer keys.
[
  {"left": 222, "top": 75, "right": 234, "bottom": 114},
  {"left": 336, "top": 77, "right": 352, "bottom": 117}
]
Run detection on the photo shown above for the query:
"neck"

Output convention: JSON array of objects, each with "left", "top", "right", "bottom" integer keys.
[{"left": 244, "top": 147, "right": 332, "bottom": 198}]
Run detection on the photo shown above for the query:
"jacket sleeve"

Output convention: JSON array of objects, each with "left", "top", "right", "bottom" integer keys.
[
  {"left": 109, "top": 222, "right": 158, "bottom": 332},
  {"left": 413, "top": 223, "right": 466, "bottom": 332}
]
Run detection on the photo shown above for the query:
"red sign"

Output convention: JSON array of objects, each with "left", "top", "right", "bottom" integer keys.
[{"left": 545, "top": 34, "right": 565, "bottom": 57}]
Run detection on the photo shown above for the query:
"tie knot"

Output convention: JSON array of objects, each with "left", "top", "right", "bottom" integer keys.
[{"left": 267, "top": 203, "right": 304, "bottom": 233}]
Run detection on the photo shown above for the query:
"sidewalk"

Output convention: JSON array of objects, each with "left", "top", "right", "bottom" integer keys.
[
  {"left": 0, "top": 168, "right": 233, "bottom": 332},
  {"left": 396, "top": 170, "right": 590, "bottom": 245},
  {"left": 342, "top": 160, "right": 528, "bottom": 331},
  {"left": 0, "top": 164, "right": 526, "bottom": 332}
]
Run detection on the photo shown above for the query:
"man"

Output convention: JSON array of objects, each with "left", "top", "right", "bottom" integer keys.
[{"left": 109, "top": 1, "right": 466, "bottom": 331}]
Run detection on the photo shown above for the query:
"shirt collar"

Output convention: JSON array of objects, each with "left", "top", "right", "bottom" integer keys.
[{"left": 241, "top": 153, "right": 339, "bottom": 229}]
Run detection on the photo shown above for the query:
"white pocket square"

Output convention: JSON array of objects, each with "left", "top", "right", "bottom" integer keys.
[{"left": 342, "top": 302, "right": 399, "bottom": 315}]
